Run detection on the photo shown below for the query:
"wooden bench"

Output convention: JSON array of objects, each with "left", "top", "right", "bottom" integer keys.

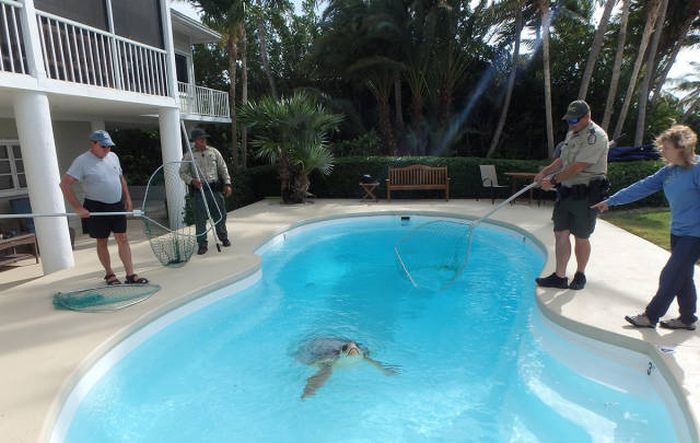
[
  {"left": 386, "top": 164, "right": 450, "bottom": 201},
  {"left": 0, "top": 233, "right": 38, "bottom": 267}
]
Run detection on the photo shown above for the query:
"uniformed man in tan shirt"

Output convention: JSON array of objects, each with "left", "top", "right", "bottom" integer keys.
[
  {"left": 180, "top": 128, "right": 232, "bottom": 255},
  {"left": 534, "top": 100, "right": 609, "bottom": 290}
]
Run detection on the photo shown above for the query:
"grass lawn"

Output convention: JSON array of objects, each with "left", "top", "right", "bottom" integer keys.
[{"left": 601, "top": 208, "right": 671, "bottom": 251}]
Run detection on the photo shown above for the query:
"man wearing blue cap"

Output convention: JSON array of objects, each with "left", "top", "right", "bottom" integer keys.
[
  {"left": 59, "top": 130, "right": 148, "bottom": 285},
  {"left": 534, "top": 100, "right": 609, "bottom": 291}
]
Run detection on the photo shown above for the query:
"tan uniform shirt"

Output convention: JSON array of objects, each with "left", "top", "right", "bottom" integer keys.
[
  {"left": 179, "top": 145, "right": 231, "bottom": 186},
  {"left": 560, "top": 121, "right": 609, "bottom": 186}
]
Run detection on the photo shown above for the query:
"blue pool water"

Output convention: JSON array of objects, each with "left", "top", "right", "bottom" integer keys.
[{"left": 60, "top": 216, "right": 683, "bottom": 442}]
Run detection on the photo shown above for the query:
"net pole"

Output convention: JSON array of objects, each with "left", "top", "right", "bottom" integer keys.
[
  {"left": 473, "top": 181, "right": 539, "bottom": 226},
  {"left": 0, "top": 210, "right": 144, "bottom": 219},
  {"left": 179, "top": 120, "right": 222, "bottom": 252}
]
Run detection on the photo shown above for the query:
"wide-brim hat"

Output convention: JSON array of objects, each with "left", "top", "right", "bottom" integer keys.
[
  {"left": 562, "top": 100, "right": 590, "bottom": 120},
  {"left": 89, "top": 130, "right": 115, "bottom": 147},
  {"left": 190, "top": 128, "right": 210, "bottom": 140}
]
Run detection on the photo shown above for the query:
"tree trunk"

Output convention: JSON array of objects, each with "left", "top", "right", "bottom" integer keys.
[
  {"left": 378, "top": 93, "right": 396, "bottom": 155},
  {"left": 650, "top": 1, "right": 700, "bottom": 105},
  {"left": 602, "top": 0, "right": 630, "bottom": 132},
  {"left": 486, "top": 6, "right": 522, "bottom": 158},
  {"left": 578, "top": 0, "right": 617, "bottom": 100},
  {"left": 256, "top": 0, "right": 278, "bottom": 99},
  {"left": 393, "top": 73, "right": 405, "bottom": 153},
  {"left": 634, "top": 0, "right": 668, "bottom": 146},
  {"left": 540, "top": 0, "right": 554, "bottom": 157},
  {"left": 226, "top": 37, "right": 239, "bottom": 170},
  {"left": 612, "top": 0, "right": 661, "bottom": 140},
  {"left": 241, "top": 27, "right": 248, "bottom": 170}
]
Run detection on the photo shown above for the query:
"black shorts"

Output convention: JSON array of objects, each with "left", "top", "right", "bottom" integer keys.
[
  {"left": 82, "top": 199, "right": 127, "bottom": 239},
  {"left": 552, "top": 196, "right": 598, "bottom": 239}
]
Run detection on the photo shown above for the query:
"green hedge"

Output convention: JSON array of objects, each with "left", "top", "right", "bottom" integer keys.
[{"left": 229, "top": 157, "right": 669, "bottom": 208}]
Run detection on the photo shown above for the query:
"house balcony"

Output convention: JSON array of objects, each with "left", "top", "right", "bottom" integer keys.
[
  {"left": 0, "top": 0, "right": 169, "bottom": 97},
  {"left": 0, "top": 0, "right": 29, "bottom": 75},
  {"left": 35, "top": 9, "right": 169, "bottom": 96},
  {"left": 178, "top": 81, "right": 230, "bottom": 121}
]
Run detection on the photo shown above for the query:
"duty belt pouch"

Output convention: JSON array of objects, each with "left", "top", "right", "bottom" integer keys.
[{"left": 588, "top": 178, "right": 609, "bottom": 203}]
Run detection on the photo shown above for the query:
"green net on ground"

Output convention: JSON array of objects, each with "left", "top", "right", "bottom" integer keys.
[{"left": 53, "top": 284, "right": 161, "bottom": 312}]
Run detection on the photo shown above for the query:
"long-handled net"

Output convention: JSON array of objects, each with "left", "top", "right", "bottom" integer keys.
[{"left": 394, "top": 181, "right": 542, "bottom": 291}]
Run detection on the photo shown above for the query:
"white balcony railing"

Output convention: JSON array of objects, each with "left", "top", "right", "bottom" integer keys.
[
  {"left": 35, "top": 10, "right": 169, "bottom": 96},
  {"left": 0, "top": 0, "right": 28, "bottom": 75},
  {"left": 178, "top": 81, "right": 230, "bottom": 119}
]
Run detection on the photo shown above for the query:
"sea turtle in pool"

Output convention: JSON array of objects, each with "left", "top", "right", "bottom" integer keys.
[{"left": 294, "top": 337, "right": 400, "bottom": 399}]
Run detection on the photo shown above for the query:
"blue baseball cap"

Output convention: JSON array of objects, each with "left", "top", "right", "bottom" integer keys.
[{"left": 89, "top": 130, "right": 115, "bottom": 147}]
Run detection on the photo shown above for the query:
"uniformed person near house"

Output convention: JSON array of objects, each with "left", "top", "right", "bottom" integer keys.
[
  {"left": 534, "top": 100, "right": 609, "bottom": 290},
  {"left": 179, "top": 128, "right": 232, "bottom": 255}
]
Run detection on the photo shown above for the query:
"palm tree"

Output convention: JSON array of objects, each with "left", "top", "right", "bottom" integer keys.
[
  {"left": 538, "top": 0, "right": 554, "bottom": 157},
  {"left": 634, "top": 0, "right": 668, "bottom": 146},
  {"left": 250, "top": 0, "right": 292, "bottom": 99},
  {"left": 577, "top": 0, "right": 617, "bottom": 100},
  {"left": 612, "top": 0, "right": 662, "bottom": 140},
  {"left": 650, "top": 0, "right": 700, "bottom": 105},
  {"left": 486, "top": 1, "right": 524, "bottom": 158},
  {"left": 601, "top": 0, "right": 630, "bottom": 132},
  {"left": 189, "top": 0, "right": 247, "bottom": 170},
  {"left": 673, "top": 62, "right": 700, "bottom": 122},
  {"left": 239, "top": 92, "right": 343, "bottom": 203}
]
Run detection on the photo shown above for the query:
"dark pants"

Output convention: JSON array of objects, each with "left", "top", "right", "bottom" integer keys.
[
  {"left": 192, "top": 189, "right": 227, "bottom": 247},
  {"left": 645, "top": 235, "right": 700, "bottom": 324}
]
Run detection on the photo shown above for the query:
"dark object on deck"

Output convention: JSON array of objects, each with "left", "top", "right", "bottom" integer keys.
[
  {"left": 608, "top": 144, "right": 660, "bottom": 162},
  {"left": 361, "top": 174, "right": 375, "bottom": 184}
]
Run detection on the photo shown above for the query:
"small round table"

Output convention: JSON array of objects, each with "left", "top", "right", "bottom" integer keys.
[{"left": 359, "top": 182, "right": 380, "bottom": 202}]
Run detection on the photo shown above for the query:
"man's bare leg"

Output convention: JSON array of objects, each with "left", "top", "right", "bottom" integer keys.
[
  {"left": 554, "top": 230, "right": 571, "bottom": 277},
  {"left": 96, "top": 238, "right": 114, "bottom": 276},
  {"left": 114, "top": 232, "right": 134, "bottom": 276}
]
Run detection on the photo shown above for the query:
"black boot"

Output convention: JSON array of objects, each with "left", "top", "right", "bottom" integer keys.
[{"left": 535, "top": 272, "right": 568, "bottom": 289}]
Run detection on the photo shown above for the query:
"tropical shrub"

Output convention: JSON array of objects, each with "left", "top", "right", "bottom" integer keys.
[{"left": 239, "top": 92, "right": 344, "bottom": 203}]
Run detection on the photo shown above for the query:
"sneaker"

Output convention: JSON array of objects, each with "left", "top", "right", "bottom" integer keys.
[
  {"left": 625, "top": 313, "right": 656, "bottom": 328},
  {"left": 221, "top": 238, "right": 231, "bottom": 247},
  {"left": 197, "top": 245, "right": 208, "bottom": 255},
  {"left": 659, "top": 317, "right": 696, "bottom": 331},
  {"left": 536, "top": 272, "right": 568, "bottom": 289},
  {"left": 568, "top": 272, "right": 586, "bottom": 290}
]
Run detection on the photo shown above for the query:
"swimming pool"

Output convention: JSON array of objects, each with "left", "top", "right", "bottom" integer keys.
[{"left": 53, "top": 215, "right": 688, "bottom": 442}]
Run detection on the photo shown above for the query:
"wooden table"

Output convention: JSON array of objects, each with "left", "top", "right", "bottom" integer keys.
[
  {"left": 359, "top": 182, "right": 380, "bottom": 202},
  {"left": 0, "top": 233, "right": 38, "bottom": 267},
  {"left": 504, "top": 172, "right": 539, "bottom": 206}
]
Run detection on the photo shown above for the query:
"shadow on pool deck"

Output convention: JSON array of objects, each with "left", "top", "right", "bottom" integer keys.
[{"left": 0, "top": 198, "right": 698, "bottom": 443}]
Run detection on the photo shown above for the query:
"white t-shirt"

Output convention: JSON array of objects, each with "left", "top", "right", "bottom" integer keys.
[{"left": 66, "top": 151, "right": 123, "bottom": 204}]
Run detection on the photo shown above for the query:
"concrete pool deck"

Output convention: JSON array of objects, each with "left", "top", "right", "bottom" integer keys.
[{"left": 1, "top": 198, "right": 699, "bottom": 442}]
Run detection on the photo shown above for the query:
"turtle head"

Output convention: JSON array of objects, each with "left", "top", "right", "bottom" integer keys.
[{"left": 340, "top": 341, "right": 362, "bottom": 357}]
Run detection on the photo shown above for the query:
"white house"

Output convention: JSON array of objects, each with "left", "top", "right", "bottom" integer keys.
[{"left": 0, "top": 0, "right": 230, "bottom": 274}]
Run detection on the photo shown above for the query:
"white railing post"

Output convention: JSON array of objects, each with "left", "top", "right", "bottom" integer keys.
[{"left": 18, "top": 0, "right": 45, "bottom": 79}]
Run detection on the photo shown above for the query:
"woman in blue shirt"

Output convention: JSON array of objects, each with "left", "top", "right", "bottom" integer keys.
[{"left": 592, "top": 125, "right": 700, "bottom": 330}]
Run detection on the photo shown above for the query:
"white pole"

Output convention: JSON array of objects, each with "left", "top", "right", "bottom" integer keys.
[
  {"left": 158, "top": 107, "right": 187, "bottom": 230},
  {"left": 13, "top": 91, "right": 74, "bottom": 274}
]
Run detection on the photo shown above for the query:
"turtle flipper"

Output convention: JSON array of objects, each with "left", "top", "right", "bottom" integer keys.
[{"left": 301, "top": 363, "right": 333, "bottom": 399}]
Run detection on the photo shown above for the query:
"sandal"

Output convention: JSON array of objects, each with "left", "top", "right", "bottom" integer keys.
[
  {"left": 125, "top": 274, "right": 149, "bottom": 284},
  {"left": 104, "top": 273, "right": 121, "bottom": 285}
]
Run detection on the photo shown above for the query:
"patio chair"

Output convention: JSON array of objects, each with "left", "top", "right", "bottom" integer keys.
[{"left": 477, "top": 165, "right": 509, "bottom": 204}]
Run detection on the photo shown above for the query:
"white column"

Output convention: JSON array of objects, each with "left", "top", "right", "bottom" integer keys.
[
  {"left": 13, "top": 91, "right": 74, "bottom": 274},
  {"left": 158, "top": 107, "right": 187, "bottom": 230},
  {"left": 160, "top": 0, "right": 178, "bottom": 100}
]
